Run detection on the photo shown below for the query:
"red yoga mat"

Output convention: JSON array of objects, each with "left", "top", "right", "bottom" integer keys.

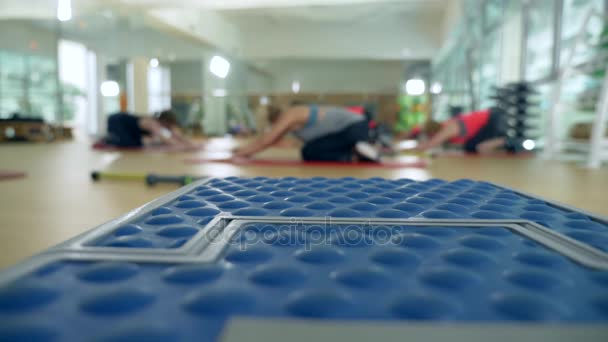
[
  {"left": 93, "top": 141, "right": 145, "bottom": 151},
  {"left": 440, "top": 151, "right": 535, "bottom": 158},
  {"left": 184, "top": 158, "right": 428, "bottom": 169}
]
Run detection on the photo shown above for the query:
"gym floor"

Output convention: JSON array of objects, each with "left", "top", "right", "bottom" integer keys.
[{"left": 0, "top": 138, "right": 607, "bottom": 268}]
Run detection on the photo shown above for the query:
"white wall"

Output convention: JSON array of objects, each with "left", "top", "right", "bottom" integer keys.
[
  {"left": 266, "top": 60, "right": 405, "bottom": 94},
  {"left": 170, "top": 61, "right": 204, "bottom": 94},
  {"left": 225, "top": 58, "right": 248, "bottom": 94},
  {"left": 169, "top": 58, "right": 275, "bottom": 95},
  {"left": 246, "top": 68, "right": 274, "bottom": 94}
]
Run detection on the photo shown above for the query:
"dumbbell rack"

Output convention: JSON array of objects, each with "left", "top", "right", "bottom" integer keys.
[{"left": 491, "top": 82, "right": 540, "bottom": 143}]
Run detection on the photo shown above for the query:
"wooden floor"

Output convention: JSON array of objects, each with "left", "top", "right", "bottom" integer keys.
[{"left": 0, "top": 138, "right": 607, "bottom": 268}]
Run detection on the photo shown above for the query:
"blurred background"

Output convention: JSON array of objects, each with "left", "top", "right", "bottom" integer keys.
[{"left": 0, "top": 0, "right": 606, "bottom": 155}]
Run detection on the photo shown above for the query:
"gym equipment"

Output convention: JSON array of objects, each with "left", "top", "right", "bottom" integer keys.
[
  {"left": 0, "top": 117, "right": 53, "bottom": 142},
  {"left": 91, "top": 171, "right": 204, "bottom": 186},
  {"left": 0, "top": 177, "right": 607, "bottom": 341},
  {"left": 491, "top": 82, "right": 540, "bottom": 146}
]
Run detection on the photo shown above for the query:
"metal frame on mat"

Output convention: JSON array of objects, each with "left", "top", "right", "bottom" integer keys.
[
  {"left": 2, "top": 177, "right": 607, "bottom": 283},
  {"left": 2, "top": 216, "right": 607, "bottom": 286},
  {"left": 48, "top": 178, "right": 215, "bottom": 254}
]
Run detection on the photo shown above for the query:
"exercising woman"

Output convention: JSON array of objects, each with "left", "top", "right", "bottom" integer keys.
[
  {"left": 409, "top": 108, "right": 513, "bottom": 154},
  {"left": 233, "top": 104, "right": 379, "bottom": 161},
  {"left": 104, "top": 110, "right": 195, "bottom": 149}
]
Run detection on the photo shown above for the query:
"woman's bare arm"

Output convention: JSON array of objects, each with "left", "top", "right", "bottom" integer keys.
[
  {"left": 476, "top": 137, "right": 506, "bottom": 154},
  {"left": 139, "top": 118, "right": 184, "bottom": 147},
  {"left": 169, "top": 126, "right": 196, "bottom": 146},
  {"left": 416, "top": 120, "right": 460, "bottom": 151},
  {"left": 233, "top": 114, "right": 295, "bottom": 157}
]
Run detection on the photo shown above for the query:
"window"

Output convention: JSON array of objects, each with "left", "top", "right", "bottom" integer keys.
[
  {"left": 148, "top": 65, "right": 171, "bottom": 113},
  {"left": 561, "top": 0, "right": 605, "bottom": 66},
  {"left": 484, "top": 0, "right": 504, "bottom": 29},
  {"left": 58, "top": 40, "right": 88, "bottom": 127},
  {"left": 525, "top": 0, "right": 557, "bottom": 81},
  {"left": 0, "top": 51, "right": 58, "bottom": 122}
]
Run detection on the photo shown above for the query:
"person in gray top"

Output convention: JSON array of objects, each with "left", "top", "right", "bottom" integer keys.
[{"left": 233, "top": 104, "right": 379, "bottom": 162}]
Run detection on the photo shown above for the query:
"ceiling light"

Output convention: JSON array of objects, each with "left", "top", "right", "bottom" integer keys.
[
  {"left": 430, "top": 82, "right": 442, "bottom": 94},
  {"left": 149, "top": 58, "right": 159, "bottom": 68},
  {"left": 210, "top": 56, "right": 230, "bottom": 78},
  {"left": 100, "top": 81, "right": 120, "bottom": 97},
  {"left": 405, "top": 79, "right": 425, "bottom": 95},
  {"left": 292, "top": 81, "right": 300, "bottom": 94},
  {"left": 57, "top": 0, "right": 72, "bottom": 22}
]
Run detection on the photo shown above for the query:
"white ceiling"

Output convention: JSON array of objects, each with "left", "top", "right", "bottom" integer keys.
[
  {"left": 146, "top": 0, "right": 449, "bottom": 61},
  {"left": 121, "top": 0, "right": 448, "bottom": 37},
  {"left": 0, "top": 0, "right": 453, "bottom": 61}
]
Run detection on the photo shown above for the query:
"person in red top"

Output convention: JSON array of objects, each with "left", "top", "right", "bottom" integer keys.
[{"left": 409, "top": 108, "right": 508, "bottom": 154}]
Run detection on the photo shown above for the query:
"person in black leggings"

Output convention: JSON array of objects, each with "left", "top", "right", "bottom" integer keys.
[
  {"left": 104, "top": 110, "right": 195, "bottom": 149},
  {"left": 299, "top": 119, "right": 371, "bottom": 162},
  {"left": 405, "top": 108, "right": 520, "bottom": 154},
  {"left": 233, "top": 104, "right": 379, "bottom": 162}
]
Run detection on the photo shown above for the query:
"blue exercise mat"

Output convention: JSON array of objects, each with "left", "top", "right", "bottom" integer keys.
[{"left": 1, "top": 177, "right": 607, "bottom": 342}]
